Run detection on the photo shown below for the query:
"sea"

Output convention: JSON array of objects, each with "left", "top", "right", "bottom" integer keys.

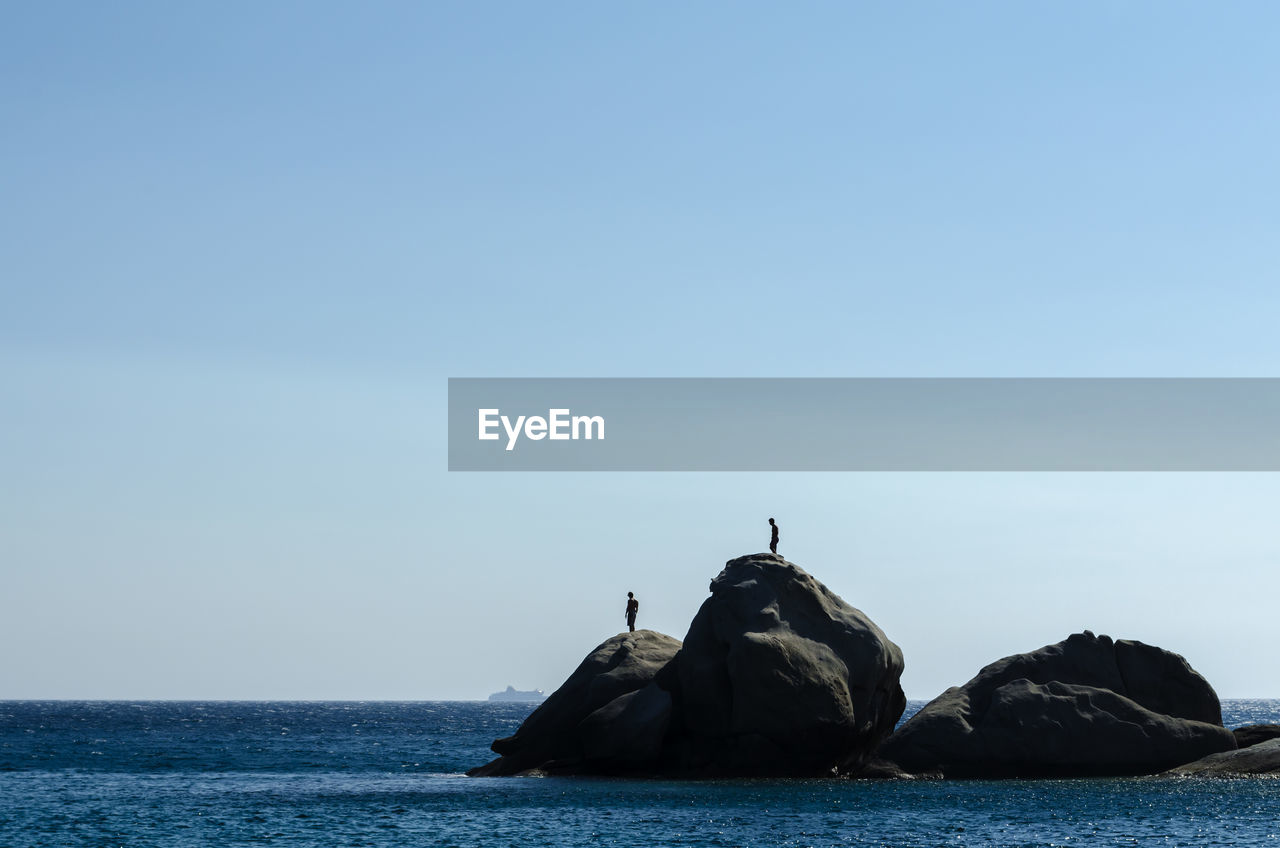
[{"left": 1, "top": 699, "right": 1277, "bottom": 847}]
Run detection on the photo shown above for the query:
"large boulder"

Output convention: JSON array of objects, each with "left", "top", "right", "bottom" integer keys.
[
  {"left": 878, "top": 631, "right": 1236, "bottom": 777},
  {"left": 467, "top": 630, "right": 681, "bottom": 776},
  {"left": 1164, "top": 737, "right": 1280, "bottom": 776},
  {"left": 469, "top": 553, "right": 906, "bottom": 777},
  {"left": 664, "top": 553, "right": 906, "bottom": 774}
]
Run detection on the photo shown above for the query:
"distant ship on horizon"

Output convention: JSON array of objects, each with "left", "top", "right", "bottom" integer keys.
[{"left": 488, "top": 685, "right": 547, "bottom": 702}]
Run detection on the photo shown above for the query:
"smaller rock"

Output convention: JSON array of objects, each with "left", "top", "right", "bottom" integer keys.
[
  {"left": 467, "top": 630, "right": 681, "bottom": 776},
  {"left": 878, "top": 632, "right": 1236, "bottom": 778},
  {"left": 1232, "top": 724, "right": 1280, "bottom": 749},
  {"left": 1164, "top": 737, "right": 1280, "bottom": 776}
]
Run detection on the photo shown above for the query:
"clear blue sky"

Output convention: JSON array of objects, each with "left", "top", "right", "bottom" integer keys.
[{"left": 4, "top": 3, "right": 1279, "bottom": 699}]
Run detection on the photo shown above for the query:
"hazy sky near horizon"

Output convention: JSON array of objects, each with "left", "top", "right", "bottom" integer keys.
[{"left": 4, "top": 3, "right": 1280, "bottom": 700}]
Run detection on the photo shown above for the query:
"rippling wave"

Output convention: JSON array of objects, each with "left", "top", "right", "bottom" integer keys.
[{"left": 1, "top": 700, "right": 1276, "bottom": 846}]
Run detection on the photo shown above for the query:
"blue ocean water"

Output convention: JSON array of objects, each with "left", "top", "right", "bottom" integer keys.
[{"left": 1, "top": 700, "right": 1277, "bottom": 847}]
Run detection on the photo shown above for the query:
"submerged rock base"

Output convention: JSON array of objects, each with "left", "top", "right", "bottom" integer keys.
[{"left": 1164, "top": 737, "right": 1280, "bottom": 776}]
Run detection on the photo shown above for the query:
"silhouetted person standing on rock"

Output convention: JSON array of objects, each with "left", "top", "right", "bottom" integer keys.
[
  {"left": 768, "top": 517, "right": 779, "bottom": 554},
  {"left": 625, "top": 592, "right": 639, "bottom": 632}
]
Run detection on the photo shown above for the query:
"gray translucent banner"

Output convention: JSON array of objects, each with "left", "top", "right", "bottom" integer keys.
[{"left": 447, "top": 378, "right": 1280, "bottom": 471}]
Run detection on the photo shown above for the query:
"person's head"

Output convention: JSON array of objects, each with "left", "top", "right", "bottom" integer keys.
[
  {"left": 768, "top": 517, "right": 775, "bottom": 525},
  {"left": 627, "top": 592, "right": 633, "bottom": 598}
]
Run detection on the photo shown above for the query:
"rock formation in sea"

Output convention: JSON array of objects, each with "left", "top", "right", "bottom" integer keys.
[
  {"left": 469, "top": 630, "right": 681, "bottom": 776},
  {"left": 875, "top": 631, "right": 1237, "bottom": 778},
  {"left": 665, "top": 554, "right": 906, "bottom": 775},
  {"left": 468, "top": 553, "right": 906, "bottom": 777},
  {"left": 1162, "top": 736, "right": 1280, "bottom": 776},
  {"left": 1231, "top": 723, "right": 1280, "bottom": 749}
]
